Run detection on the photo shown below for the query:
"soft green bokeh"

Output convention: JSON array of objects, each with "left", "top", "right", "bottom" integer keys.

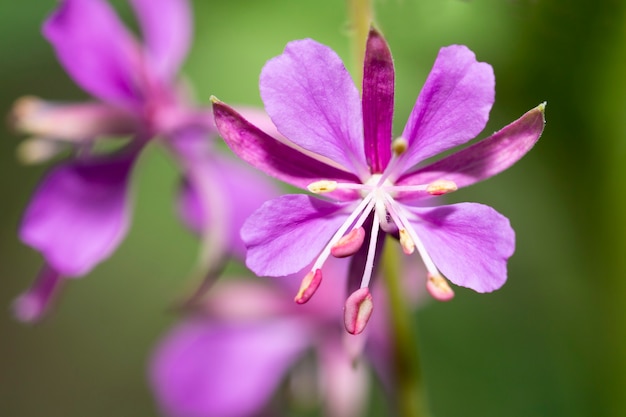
[{"left": 1, "top": 0, "right": 624, "bottom": 416}]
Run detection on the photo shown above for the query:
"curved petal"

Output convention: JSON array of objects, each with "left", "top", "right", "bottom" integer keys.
[
  {"left": 43, "top": 0, "right": 142, "bottom": 108},
  {"left": 407, "top": 203, "right": 514, "bottom": 292},
  {"left": 362, "top": 27, "right": 394, "bottom": 173},
  {"left": 397, "top": 103, "right": 546, "bottom": 191},
  {"left": 150, "top": 318, "right": 311, "bottom": 417},
  {"left": 129, "top": 0, "right": 191, "bottom": 81},
  {"left": 260, "top": 39, "right": 368, "bottom": 176},
  {"left": 213, "top": 100, "right": 361, "bottom": 201},
  {"left": 242, "top": 194, "right": 352, "bottom": 276},
  {"left": 177, "top": 152, "right": 280, "bottom": 260},
  {"left": 397, "top": 45, "right": 495, "bottom": 174},
  {"left": 19, "top": 154, "right": 136, "bottom": 277}
]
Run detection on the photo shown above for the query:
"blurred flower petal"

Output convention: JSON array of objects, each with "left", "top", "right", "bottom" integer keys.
[
  {"left": 19, "top": 154, "right": 135, "bottom": 276},
  {"left": 150, "top": 318, "right": 311, "bottom": 417}
]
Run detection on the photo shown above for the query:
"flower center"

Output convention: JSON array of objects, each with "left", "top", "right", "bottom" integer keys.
[{"left": 299, "top": 171, "right": 458, "bottom": 333}]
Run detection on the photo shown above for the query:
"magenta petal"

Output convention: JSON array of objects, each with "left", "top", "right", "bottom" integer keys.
[
  {"left": 362, "top": 27, "right": 394, "bottom": 173},
  {"left": 408, "top": 203, "right": 514, "bottom": 292},
  {"left": 150, "top": 318, "right": 311, "bottom": 417},
  {"left": 213, "top": 100, "right": 361, "bottom": 201},
  {"left": 260, "top": 39, "right": 368, "bottom": 176},
  {"left": 399, "top": 45, "right": 495, "bottom": 172},
  {"left": 242, "top": 195, "right": 352, "bottom": 276},
  {"left": 43, "top": 0, "right": 141, "bottom": 108},
  {"left": 129, "top": 0, "right": 191, "bottom": 81},
  {"left": 397, "top": 104, "right": 546, "bottom": 190},
  {"left": 178, "top": 152, "right": 280, "bottom": 260},
  {"left": 19, "top": 155, "right": 135, "bottom": 276}
]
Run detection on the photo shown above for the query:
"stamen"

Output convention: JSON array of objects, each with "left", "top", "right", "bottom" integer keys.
[
  {"left": 374, "top": 137, "right": 408, "bottom": 186},
  {"left": 381, "top": 193, "right": 444, "bottom": 280},
  {"left": 10, "top": 96, "right": 135, "bottom": 141},
  {"left": 383, "top": 184, "right": 428, "bottom": 193},
  {"left": 307, "top": 180, "right": 373, "bottom": 194},
  {"left": 344, "top": 287, "right": 374, "bottom": 335},
  {"left": 307, "top": 180, "right": 338, "bottom": 193},
  {"left": 391, "top": 136, "right": 409, "bottom": 155},
  {"left": 355, "top": 197, "right": 377, "bottom": 226},
  {"left": 294, "top": 269, "right": 323, "bottom": 304},
  {"left": 426, "top": 272, "right": 455, "bottom": 301},
  {"left": 426, "top": 179, "right": 458, "bottom": 196},
  {"left": 399, "top": 229, "right": 415, "bottom": 254},
  {"left": 297, "top": 190, "right": 379, "bottom": 305},
  {"left": 375, "top": 198, "right": 395, "bottom": 233},
  {"left": 385, "top": 179, "right": 458, "bottom": 195},
  {"left": 331, "top": 227, "right": 366, "bottom": 258},
  {"left": 359, "top": 212, "right": 381, "bottom": 290},
  {"left": 17, "top": 138, "right": 66, "bottom": 165},
  {"left": 311, "top": 193, "right": 375, "bottom": 272}
]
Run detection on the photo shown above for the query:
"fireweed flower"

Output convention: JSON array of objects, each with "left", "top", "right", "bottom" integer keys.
[
  {"left": 11, "top": 0, "right": 277, "bottom": 321},
  {"left": 212, "top": 28, "right": 545, "bottom": 334},
  {"left": 149, "top": 259, "right": 398, "bottom": 417}
]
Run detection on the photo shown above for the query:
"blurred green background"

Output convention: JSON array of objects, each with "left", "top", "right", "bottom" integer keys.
[{"left": 1, "top": 0, "right": 625, "bottom": 416}]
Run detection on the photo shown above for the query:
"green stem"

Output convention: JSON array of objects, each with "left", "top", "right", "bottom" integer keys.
[
  {"left": 347, "top": 0, "right": 373, "bottom": 85},
  {"left": 382, "top": 237, "right": 428, "bottom": 417}
]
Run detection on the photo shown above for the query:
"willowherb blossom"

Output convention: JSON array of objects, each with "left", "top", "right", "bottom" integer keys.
[
  {"left": 149, "top": 258, "right": 399, "bottom": 417},
  {"left": 10, "top": 0, "right": 278, "bottom": 322},
  {"left": 212, "top": 27, "right": 545, "bottom": 333}
]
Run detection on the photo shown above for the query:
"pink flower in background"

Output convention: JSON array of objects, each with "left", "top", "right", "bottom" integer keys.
[
  {"left": 212, "top": 27, "right": 545, "bottom": 333},
  {"left": 11, "top": 0, "right": 278, "bottom": 322},
  {"left": 150, "top": 259, "right": 397, "bottom": 417}
]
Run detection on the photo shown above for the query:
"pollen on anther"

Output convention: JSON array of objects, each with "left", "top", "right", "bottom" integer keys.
[
  {"left": 307, "top": 180, "right": 338, "bottom": 194},
  {"left": 399, "top": 229, "right": 415, "bottom": 255},
  {"left": 294, "top": 269, "right": 323, "bottom": 304},
  {"left": 344, "top": 287, "right": 374, "bottom": 335},
  {"left": 426, "top": 273, "right": 455, "bottom": 301},
  {"left": 331, "top": 227, "right": 366, "bottom": 258},
  {"left": 391, "top": 137, "right": 408, "bottom": 155},
  {"left": 426, "top": 179, "right": 458, "bottom": 196}
]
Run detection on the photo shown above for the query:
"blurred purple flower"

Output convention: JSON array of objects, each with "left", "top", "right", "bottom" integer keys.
[
  {"left": 150, "top": 259, "right": 397, "bottom": 417},
  {"left": 11, "top": 0, "right": 278, "bottom": 322},
  {"left": 212, "top": 27, "right": 545, "bottom": 333}
]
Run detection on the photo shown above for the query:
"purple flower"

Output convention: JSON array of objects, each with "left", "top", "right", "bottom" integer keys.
[
  {"left": 212, "top": 28, "right": 545, "bottom": 333},
  {"left": 11, "top": 0, "right": 278, "bottom": 322},
  {"left": 149, "top": 259, "right": 396, "bottom": 417}
]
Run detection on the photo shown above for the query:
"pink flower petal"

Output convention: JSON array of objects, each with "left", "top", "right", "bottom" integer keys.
[
  {"left": 362, "top": 27, "right": 394, "bottom": 173},
  {"left": 177, "top": 152, "right": 280, "bottom": 260},
  {"left": 43, "top": 0, "right": 142, "bottom": 108},
  {"left": 260, "top": 39, "right": 368, "bottom": 177},
  {"left": 242, "top": 195, "right": 352, "bottom": 276},
  {"left": 150, "top": 318, "right": 311, "bottom": 417},
  {"left": 19, "top": 154, "right": 135, "bottom": 276},
  {"left": 408, "top": 202, "right": 515, "bottom": 293},
  {"left": 398, "top": 45, "right": 495, "bottom": 174},
  {"left": 213, "top": 100, "right": 361, "bottom": 201},
  {"left": 397, "top": 103, "right": 546, "bottom": 191},
  {"left": 129, "top": 0, "right": 191, "bottom": 81}
]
